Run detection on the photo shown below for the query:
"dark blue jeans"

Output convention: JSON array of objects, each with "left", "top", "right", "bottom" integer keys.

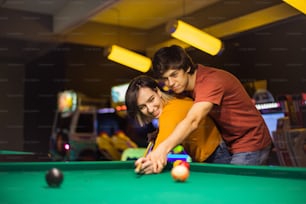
[
  {"left": 204, "top": 141, "right": 232, "bottom": 164},
  {"left": 230, "top": 145, "right": 271, "bottom": 165}
]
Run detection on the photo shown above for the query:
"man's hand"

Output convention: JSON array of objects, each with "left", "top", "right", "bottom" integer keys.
[{"left": 134, "top": 157, "right": 156, "bottom": 174}]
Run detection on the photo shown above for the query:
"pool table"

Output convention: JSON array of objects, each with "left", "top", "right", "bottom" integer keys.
[
  {"left": 0, "top": 150, "right": 51, "bottom": 162},
  {"left": 0, "top": 161, "right": 306, "bottom": 204}
]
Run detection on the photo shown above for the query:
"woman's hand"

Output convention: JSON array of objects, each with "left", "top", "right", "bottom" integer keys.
[{"left": 134, "top": 157, "right": 156, "bottom": 174}]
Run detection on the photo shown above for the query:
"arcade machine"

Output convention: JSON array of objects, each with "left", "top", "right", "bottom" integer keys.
[
  {"left": 50, "top": 90, "right": 139, "bottom": 161},
  {"left": 255, "top": 92, "right": 306, "bottom": 167},
  {"left": 49, "top": 90, "right": 100, "bottom": 161}
]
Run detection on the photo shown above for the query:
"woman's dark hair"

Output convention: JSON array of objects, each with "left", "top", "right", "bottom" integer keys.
[
  {"left": 152, "top": 45, "right": 197, "bottom": 78},
  {"left": 125, "top": 75, "right": 173, "bottom": 127}
]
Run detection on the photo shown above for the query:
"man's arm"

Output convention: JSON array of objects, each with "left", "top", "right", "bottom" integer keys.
[{"left": 146, "top": 101, "right": 214, "bottom": 173}]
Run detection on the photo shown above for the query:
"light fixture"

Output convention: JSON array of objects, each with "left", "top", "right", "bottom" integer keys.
[
  {"left": 106, "top": 45, "right": 152, "bottom": 73},
  {"left": 167, "top": 20, "right": 223, "bottom": 56},
  {"left": 282, "top": 0, "right": 306, "bottom": 14}
]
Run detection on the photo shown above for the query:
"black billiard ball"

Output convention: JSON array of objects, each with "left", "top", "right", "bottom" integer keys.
[{"left": 45, "top": 168, "right": 64, "bottom": 187}]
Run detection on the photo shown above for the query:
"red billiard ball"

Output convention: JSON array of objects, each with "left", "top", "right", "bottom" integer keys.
[
  {"left": 171, "top": 165, "right": 189, "bottom": 182},
  {"left": 180, "top": 161, "right": 190, "bottom": 170},
  {"left": 173, "top": 160, "right": 190, "bottom": 170},
  {"left": 46, "top": 168, "right": 64, "bottom": 187}
]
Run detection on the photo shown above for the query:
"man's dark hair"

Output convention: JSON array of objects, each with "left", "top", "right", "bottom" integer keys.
[{"left": 152, "top": 45, "right": 197, "bottom": 78}]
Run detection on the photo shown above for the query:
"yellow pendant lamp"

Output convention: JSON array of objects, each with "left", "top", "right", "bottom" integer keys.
[
  {"left": 106, "top": 45, "right": 152, "bottom": 73},
  {"left": 168, "top": 20, "right": 223, "bottom": 56}
]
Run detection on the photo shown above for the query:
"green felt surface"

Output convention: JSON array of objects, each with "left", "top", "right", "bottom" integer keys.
[
  {"left": 0, "top": 161, "right": 306, "bottom": 204},
  {"left": 0, "top": 150, "right": 34, "bottom": 155}
]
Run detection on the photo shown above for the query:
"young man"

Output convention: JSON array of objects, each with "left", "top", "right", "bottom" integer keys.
[
  {"left": 145, "top": 45, "right": 272, "bottom": 173},
  {"left": 125, "top": 75, "right": 231, "bottom": 174}
]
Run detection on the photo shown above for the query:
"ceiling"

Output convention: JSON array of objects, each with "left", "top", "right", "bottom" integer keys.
[
  {"left": 0, "top": 0, "right": 304, "bottom": 105},
  {"left": 0, "top": 0, "right": 303, "bottom": 61}
]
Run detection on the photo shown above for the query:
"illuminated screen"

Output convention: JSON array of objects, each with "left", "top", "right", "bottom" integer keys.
[
  {"left": 111, "top": 83, "right": 129, "bottom": 104},
  {"left": 262, "top": 112, "right": 285, "bottom": 136},
  {"left": 256, "top": 102, "right": 285, "bottom": 136},
  {"left": 57, "top": 90, "right": 78, "bottom": 113}
]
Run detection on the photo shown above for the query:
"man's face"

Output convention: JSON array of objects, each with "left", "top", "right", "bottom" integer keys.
[{"left": 161, "top": 68, "right": 189, "bottom": 94}]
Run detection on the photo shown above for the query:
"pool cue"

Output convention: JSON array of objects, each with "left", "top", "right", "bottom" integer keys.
[{"left": 135, "top": 141, "right": 154, "bottom": 174}]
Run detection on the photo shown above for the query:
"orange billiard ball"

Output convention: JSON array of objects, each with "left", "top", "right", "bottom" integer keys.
[
  {"left": 171, "top": 165, "right": 189, "bottom": 182},
  {"left": 173, "top": 160, "right": 183, "bottom": 167},
  {"left": 173, "top": 160, "right": 190, "bottom": 170}
]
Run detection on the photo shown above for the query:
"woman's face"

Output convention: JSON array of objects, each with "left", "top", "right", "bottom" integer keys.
[{"left": 137, "top": 87, "right": 163, "bottom": 118}]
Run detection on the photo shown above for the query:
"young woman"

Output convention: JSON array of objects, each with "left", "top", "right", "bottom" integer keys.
[{"left": 125, "top": 75, "right": 231, "bottom": 174}]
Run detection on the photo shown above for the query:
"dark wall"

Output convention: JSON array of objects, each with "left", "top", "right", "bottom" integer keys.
[
  {"left": 0, "top": 63, "right": 24, "bottom": 151},
  {"left": 63, "top": 44, "right": 145, "bottom": 99},
  {"left": 189, "top": 15, "right": 306, "bottom": 97},
  {"left": 24, "top": 49, "right": 66, "bottom": 152}
]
